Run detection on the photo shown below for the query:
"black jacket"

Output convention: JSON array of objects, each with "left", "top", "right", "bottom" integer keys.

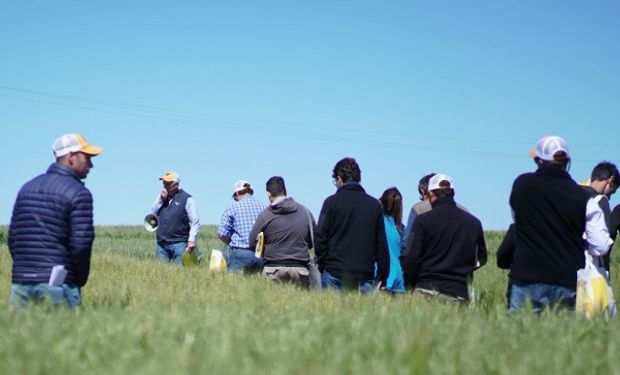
[
  {"left": 315, "top": 182, "right": 389, "bottom": 283},
  {"left": 509, "top": 165, "right": 590, "bottom": 288},
  {"left": 403, "top": 197, "right": 487, "bottom": 299},
  {"left": 8, "top": 163, "right": 95, "bottom": 287}
]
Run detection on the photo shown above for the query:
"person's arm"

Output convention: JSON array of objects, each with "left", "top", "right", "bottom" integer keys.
[
  {"left": 69, "top": 189, "right": 95, "bottom": 287},
  {"left": 496, "top": 224, "right": 516, "bottom": 269},
  {"left": 375, "top": 211, "right": 390, "bottom": 286},
  {"left": 149, "top": 194, "right": 164, "bottom": 215},
  {"left": 314, "top": 199, "right": 331, "bottom": 266},
  {"left": 185, "top": 197, "right": 200, "bottom": 250},
  {"left": 217, "top": 207, "right": 233, "bottom": 245},
  {"left": 403, "top": 219, "right": 425, "bottom": 289},
  {"left": 612, "top": 204, "right": 620, "bottom": 241},
  {"left": 585, "top": 198, "right": 613, "bottom": 256},
  {"left": 475, "top": 223, "right": 488, "bottom": 268}
]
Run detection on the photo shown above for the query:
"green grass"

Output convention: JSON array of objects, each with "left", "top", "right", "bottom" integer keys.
[{"left": 1, "top": 226, "right": 619, "bottom": 374}]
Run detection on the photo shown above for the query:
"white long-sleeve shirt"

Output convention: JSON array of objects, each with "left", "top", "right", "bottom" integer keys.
[
  {"left": 149, "top": 192, "right": 200, "bottom": 242},
  {"left": 585, "top": 197, "right": 614, "bottom": 256}
]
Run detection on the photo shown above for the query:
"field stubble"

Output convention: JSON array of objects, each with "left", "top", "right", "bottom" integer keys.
[{"left": 0, "top": 226, "right": 619, "bottom": 374}]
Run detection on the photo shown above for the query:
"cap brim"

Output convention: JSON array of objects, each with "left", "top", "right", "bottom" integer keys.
[{"left": 82, "top": 146, "right": 102, "bottom": 156}]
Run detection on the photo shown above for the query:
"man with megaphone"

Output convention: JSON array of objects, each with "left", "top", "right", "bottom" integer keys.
[{"left": 147, "top": 171, "right": 200, "bottom": 265}]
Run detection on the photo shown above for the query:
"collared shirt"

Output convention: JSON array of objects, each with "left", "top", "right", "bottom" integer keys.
[
  {"left": 585, "top": 197, "right": 614, "bottom": 256},
  {"left": 218, "top": 195, "right": 267, "bottom": 249},
  {"left": 150, "top": 193, "right": 200, "bottom": 242}
]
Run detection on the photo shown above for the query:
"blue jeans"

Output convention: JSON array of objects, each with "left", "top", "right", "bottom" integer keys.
[
  {"left": 10, "top": 283, "right": 81, "bottom": 308},
  {"left": 156, "top": 241, "right": 196, "bottom": 266},
  {"left": 508, "top": 280, "right": 576, "bottom": 314},
  {"left": 321, "top": 270, "right": 376, "bottom": 294},
  {"left": 228, "top": 249, "right": 264, "bottom": 273}
]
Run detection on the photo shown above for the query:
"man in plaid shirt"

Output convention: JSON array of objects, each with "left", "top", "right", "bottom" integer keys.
[{"left": 218, "top": 180, "right": 268, "bottom": 273}]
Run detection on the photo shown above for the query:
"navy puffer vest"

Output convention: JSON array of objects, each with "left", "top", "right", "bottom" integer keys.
[{"left": 156, "top": 190, "right": 191, "bottom": 242}]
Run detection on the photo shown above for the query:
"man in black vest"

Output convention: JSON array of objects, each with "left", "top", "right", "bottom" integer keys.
[
  {"left": 508, "top": 135, "right": 612, "bottom": 313},
  {"left": 149, "top": 171, "right": 200, "bottom": 266}
]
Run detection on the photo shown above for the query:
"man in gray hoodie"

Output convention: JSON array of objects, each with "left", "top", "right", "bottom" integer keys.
[{"left": 249, "top": 176, "right": 316, "bottom": 288}]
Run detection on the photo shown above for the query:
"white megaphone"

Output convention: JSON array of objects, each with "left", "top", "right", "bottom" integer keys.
[{"left": 143, "top": 213, "right": 159, "bottom": 232}]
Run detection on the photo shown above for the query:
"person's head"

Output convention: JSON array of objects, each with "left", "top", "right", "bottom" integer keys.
[
  {"left": 427, "top": 173, "right": 455, "bottom": 203},
  {"left": 332, "top": 157, "right": 361, "bottom": 186},
  {"left": 52, "top": 133, "right": 102, "bottom": 179},
  {"left": 232, "top": 180, "right": 254, "bottom": 201},
  {"left": 380, "top": 187, "right": 403, "bottom": 229},
  {"left": 590, "top": 161, "right": 619, "bottom": 197},
  {"left": 418, "top": 173, "right": 437, "bottom": 201},
  {"left": 266, "top": 176, "right": 287, "bottom": 202},
  {"left": 533, "top": 135, "right": 571, "bottom": 171},
  {"left": 160, "top": 171, "right": 180, "bottom": 197}
]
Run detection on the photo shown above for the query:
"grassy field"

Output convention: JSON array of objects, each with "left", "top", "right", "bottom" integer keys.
[{"left": 1, "top": 226, "right": 619, "bottom": 374}]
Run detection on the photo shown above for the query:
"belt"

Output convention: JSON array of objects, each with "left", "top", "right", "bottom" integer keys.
[{"left": 231, "top": 247, "right": 252, "bottom": 251}]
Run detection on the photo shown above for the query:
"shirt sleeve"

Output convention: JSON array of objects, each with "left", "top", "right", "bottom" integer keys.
[
  {"left": 185, "top": 197, "right": 200, "bottom": 242},
  {"left": 218, "top": 206, "right": 234, "bottom": 238},
  {"left": 150, "top": 195, "right": 163, "bottom": 215},
  {"left": 585, "top": 197, "right": 613, "bottom": 256}
]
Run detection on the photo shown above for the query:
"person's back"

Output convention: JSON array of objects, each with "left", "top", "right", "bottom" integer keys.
[
  {"left": 404, "top": 174, "right": 487, "bottom": 300},
  {"left": 250, "top": 197, "right": 312, "bottom": 267},
  {"left": 510, "top": 166, "right": 590, "bottom": 287},
  {"left": 315, "top": 157, "right": 389, "bottom": 291},
  {"left": 318, "top": 183, "right": 386, "bottom": 279},
  {"left": 508, "top": 135, "right": 612, "bottom": 313}
]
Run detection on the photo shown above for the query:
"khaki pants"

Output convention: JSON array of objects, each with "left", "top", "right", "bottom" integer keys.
[
  {"left": 414, "top": 287, "right": 468, "bottom": 305},
  {"left": 262, "top": 266, "right": 310, "bottom": 289}
]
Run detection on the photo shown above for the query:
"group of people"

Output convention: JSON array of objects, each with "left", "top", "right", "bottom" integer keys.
[{"left": 6, "top": 133, "right": 620, "bottom": 313}]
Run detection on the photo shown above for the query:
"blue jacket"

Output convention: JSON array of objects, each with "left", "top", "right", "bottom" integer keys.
[{"left": 8, "top": 162, "right": 95, "bottom": 287}]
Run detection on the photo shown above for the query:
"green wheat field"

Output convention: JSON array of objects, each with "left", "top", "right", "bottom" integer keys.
[{"left": 1, "top": 226, "right": 619, "bottom": 374}]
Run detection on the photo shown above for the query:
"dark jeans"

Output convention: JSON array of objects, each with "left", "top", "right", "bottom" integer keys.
[
  {"left": 508, "top": 280, "right": 576, "bottom": 314},
  {"left": 321, "top": 270, "right": 376, "bottom": 294}
]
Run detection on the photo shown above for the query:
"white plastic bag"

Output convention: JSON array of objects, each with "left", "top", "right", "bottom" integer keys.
[{"left": 576, "top": 251, "right": 616, "bottom": 318}]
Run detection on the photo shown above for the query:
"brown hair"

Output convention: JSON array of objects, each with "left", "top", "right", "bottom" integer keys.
[{"left": 379, "top": 187, "right": 403, "bottom": 230}]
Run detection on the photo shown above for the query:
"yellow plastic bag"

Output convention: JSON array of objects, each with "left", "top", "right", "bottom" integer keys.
[
  {"left": 209, "top": 249, "right": 227, "bottom": 271},
  {"left": 576, "top": 252, "right": 616, "bottom": 318},
  {"left": 182, "top": 249, "right": 200, "bottom": 267}
]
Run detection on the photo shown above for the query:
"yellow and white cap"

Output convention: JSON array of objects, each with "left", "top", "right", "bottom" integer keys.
[
  {"left": 160, "top": 171, "right": 180, "bottom": 183},
  {"left": 52, "top": 133, "right": 102, "bottom": 158}
]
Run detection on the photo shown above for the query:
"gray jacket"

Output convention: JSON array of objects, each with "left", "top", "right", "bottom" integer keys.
[{"left": 249, "top": 197, "right": 315, "bottom": 267}]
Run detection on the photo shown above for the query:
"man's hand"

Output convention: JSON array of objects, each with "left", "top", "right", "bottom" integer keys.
[
  {"left": 187, "top": 241, "right": 196, "bottom": 252},
  {"left": 160, "top": 188, "right": 168, "bottom": 201}
]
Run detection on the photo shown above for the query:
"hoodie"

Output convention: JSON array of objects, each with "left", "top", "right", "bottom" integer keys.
[{"left": 249, "top": 197, "right": 316, "bottom": 267}]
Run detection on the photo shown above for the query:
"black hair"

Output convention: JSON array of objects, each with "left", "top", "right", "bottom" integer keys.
[
  {"left": 431, "top": 188, "right": 455, "bottom": 199},
  {"left": 266, "top": 176, "right": 287, "bottom": 197},
  {"left": 591, "top": 161, "right": 619, "bottom": 182},
  {"left": 418, "top": 173, "right": 436, "bottom": 199},
  {"left": 332, "top": 157, "right": 361, "bottom": 183}
]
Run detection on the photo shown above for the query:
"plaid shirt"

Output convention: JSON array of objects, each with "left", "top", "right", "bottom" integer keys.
[{"left": 218, "top": 195, "right": 267, "bottom": 249}]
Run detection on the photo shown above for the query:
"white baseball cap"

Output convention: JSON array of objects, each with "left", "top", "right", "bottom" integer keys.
[
  {"left": 52, "top": 133, "right": 102, "bottom": 158},
  {"left": 428, "top": 173, "right": 454, "bottom": 191},
  {"left": 232, "top": 180, "right": 251, "bottom": 196},
  {"left": 534, "top": 135, "right": 570, "bottom": 161}
]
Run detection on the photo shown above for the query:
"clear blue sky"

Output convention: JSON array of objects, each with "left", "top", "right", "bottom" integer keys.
[{"left": 1, "top": 1, "right": 619, "bottom": 230}]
